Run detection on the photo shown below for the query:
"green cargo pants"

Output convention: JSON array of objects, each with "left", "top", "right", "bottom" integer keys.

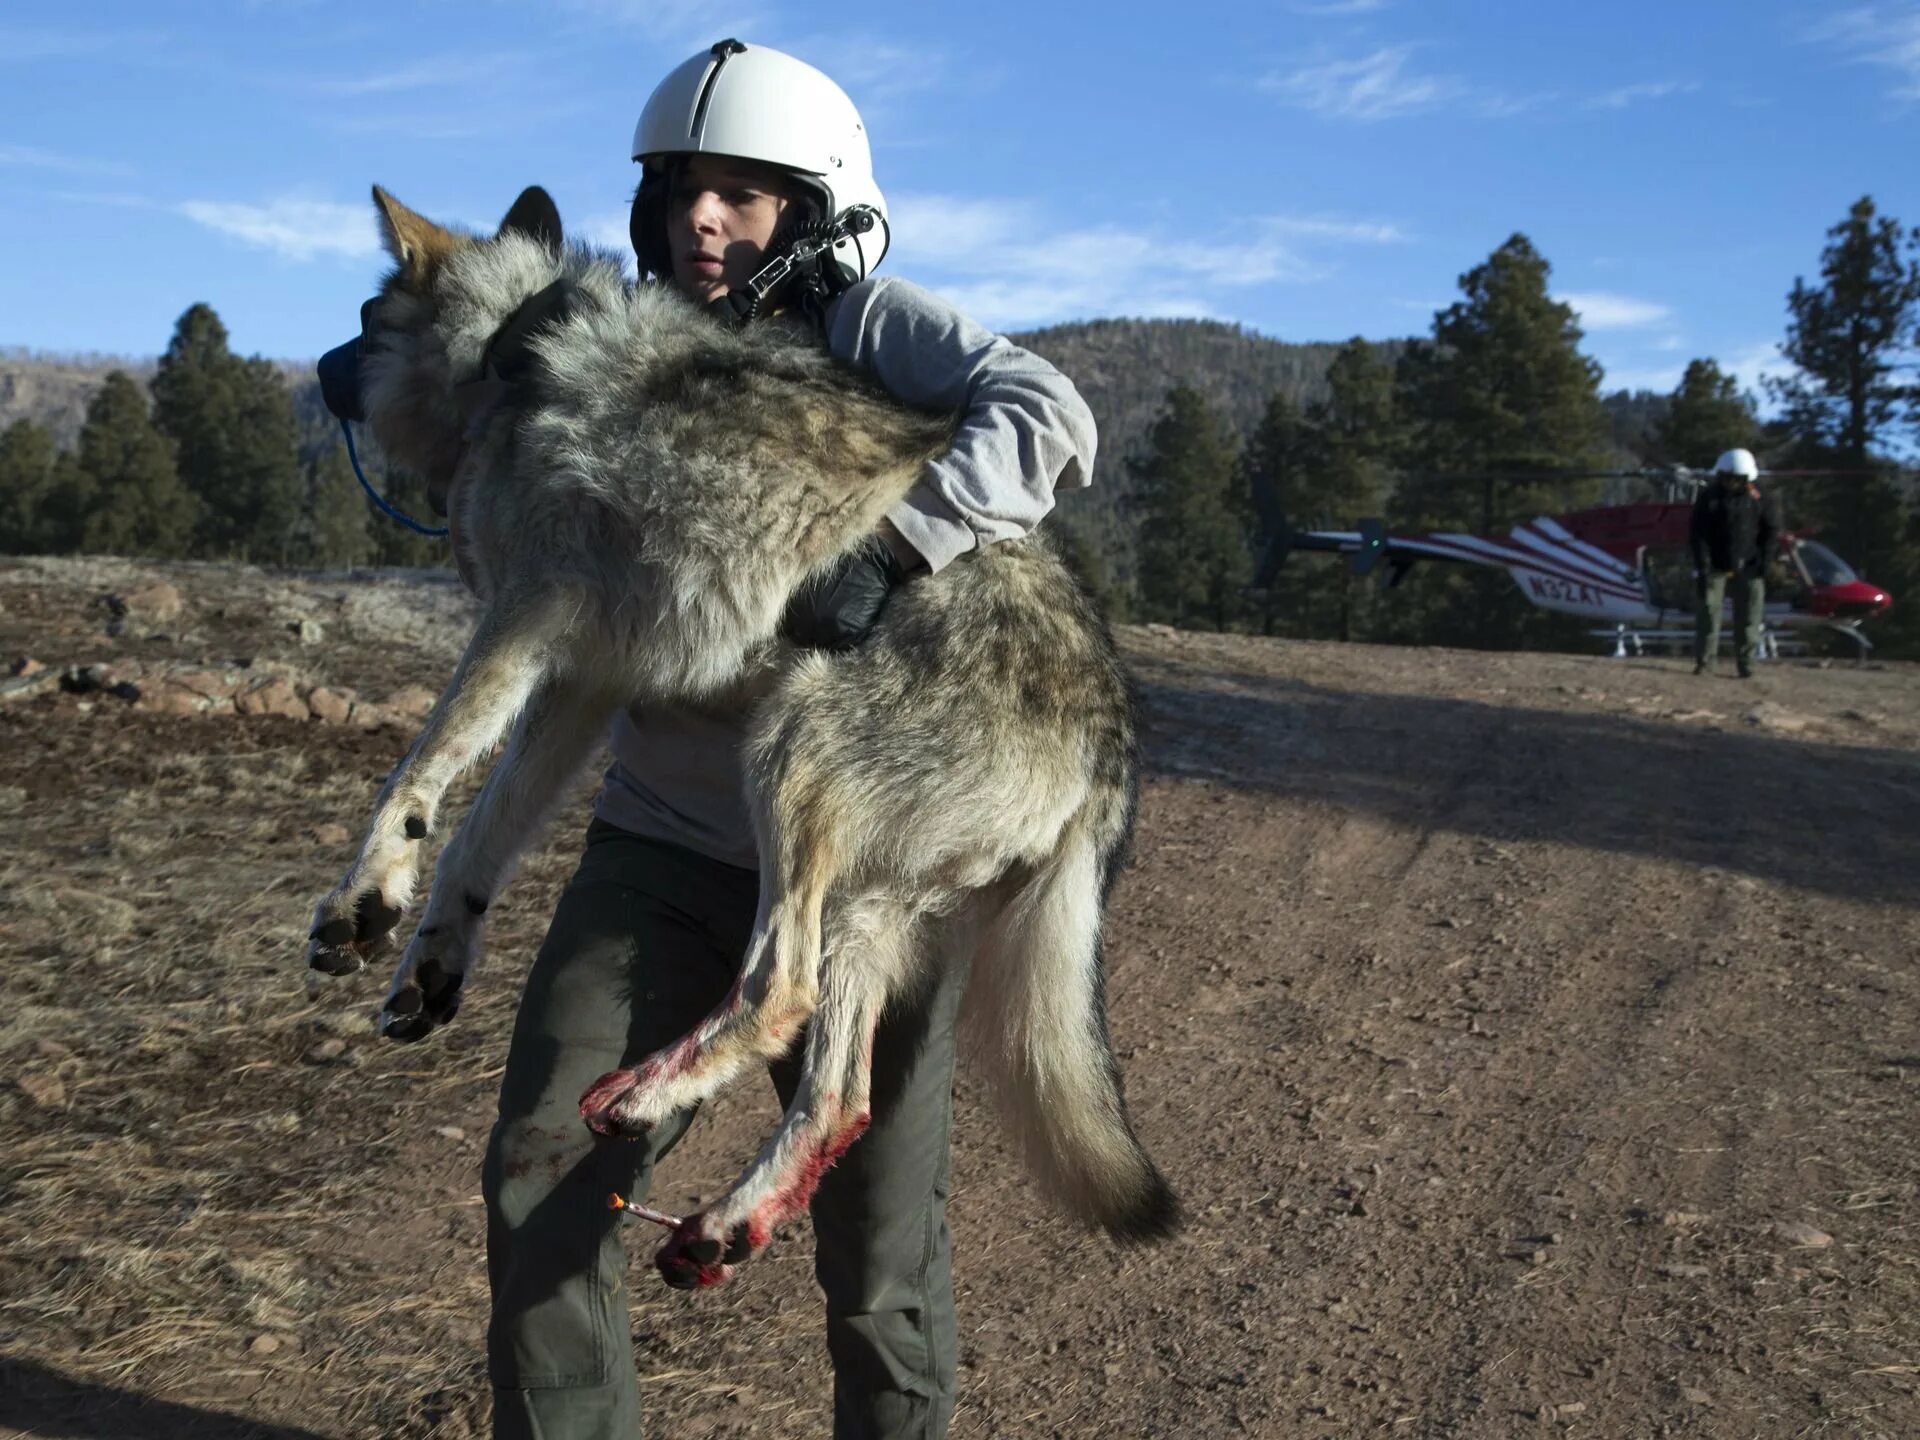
[
  {"left": 1694, "top": 570, "right": 1766, "bottom": 670},
  {"left": 484, "top": 822, "right": 961, "bottom": 1440}
]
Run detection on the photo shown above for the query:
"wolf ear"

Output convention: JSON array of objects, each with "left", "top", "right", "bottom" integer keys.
[
  {"left": 372, "top": 185, "right": 460, "bottom": 276},
  {"left": 498, "top": 186, "right": 563, "bottom": 252}
]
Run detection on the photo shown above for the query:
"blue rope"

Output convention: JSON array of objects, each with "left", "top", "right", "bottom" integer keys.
[{"left": 340, "top": 418, "right": 449, "bottom": 538}]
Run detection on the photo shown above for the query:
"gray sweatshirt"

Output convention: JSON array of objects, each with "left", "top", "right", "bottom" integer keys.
[{"left": 593, "top": 275, "right": 1099, "bottom": 869}]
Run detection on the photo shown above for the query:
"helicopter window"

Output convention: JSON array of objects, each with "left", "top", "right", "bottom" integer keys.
[{"left": 1795, "top": 540, "right": 1858, "bottom": 587}]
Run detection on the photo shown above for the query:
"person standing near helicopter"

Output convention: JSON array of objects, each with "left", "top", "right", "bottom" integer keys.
[{"left": 1690, "top": 448, "right": 1775, "bottom": 678}]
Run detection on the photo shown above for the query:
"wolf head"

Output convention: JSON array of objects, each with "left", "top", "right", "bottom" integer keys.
[{"left": 357, "top": 185, "right": 568, "bottom": 515}]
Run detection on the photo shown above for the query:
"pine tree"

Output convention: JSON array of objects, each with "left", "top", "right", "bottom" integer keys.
[
  {"left": 1766, "top": 198, "right": 1920, "bottom": 622},
  {"left": 1244, "top": 344, "right": 1402, "bottom": 641},
  {"left": 150, "top": 304, "right": 305, "bottom": 563},
  {"left": 236, "top": 358, "right": 308, "bottom": 565},
  {"left": 151, "top": 303, "right": 248, "bottom": 555},
  {"left": 1241, "top": 390, "right": 1313, "bottom": 636},
  {"left": 39, "top": 453, "right": 96, "bottom": 554},
  {"left": 368, "top": 461, "right": 451, "bottom": 569},
  {"left": 1655, "top": 359, "right": 1759, "bottom": 466},
  {"left": 1050, "top": 521, "right": 1128, "bottom": 621},
  {"left": 1768, "top": 196, "right": 1920, "bottom": 465},
  {"left": 1396, "top": 234, "right": 1608, "bottom": 533},
  {"left": 305, "top": 442, "right": 375, "bottom": 568},
  {"left": 1133, "top": 385, "right": 1247, "bottom": 631},
  {"left": 0, "top": 418, "right": 58, "bottom": 553},
  {"left": 1303, "top": 340, "right": 1397, "bottom": 641},
  {"left": 74, "top": 371, "right": 198, "bottom": 556},
  {"left": 1388, "top": 236, "right": 1610, "bottom": 651}
]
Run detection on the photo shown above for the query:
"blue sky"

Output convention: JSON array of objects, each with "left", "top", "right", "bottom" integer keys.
[{"left": 3, "top": 0, "right": 1916, "bottom": 402}]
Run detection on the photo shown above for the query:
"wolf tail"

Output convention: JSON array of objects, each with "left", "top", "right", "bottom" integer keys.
[{"left": 964, "top": 786, "right": 1182, "bottom": 1244}]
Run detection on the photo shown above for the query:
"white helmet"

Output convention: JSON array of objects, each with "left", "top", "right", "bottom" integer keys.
[
  {"left": 1713, "top": 448, "right": 1759, "bottom": 481},
  {"left": 629, "top": 39, "right": 889, "bottom": 283}
]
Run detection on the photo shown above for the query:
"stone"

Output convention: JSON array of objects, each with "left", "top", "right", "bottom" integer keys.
[
  {"left": 386, "top": 684, "right": 438, "bottom": 720},
  {"left": 0, "top": 671, "right": 59, "bottom": 705},
  {"left": 109, "top": 580, "right": 184, "bottom": 625},
  {"left": 1773, "top": 1220, "right": 1832, "bottom": 1248},
  {"left": 17, "top": 1073, "right": 67, "bottom": 1108},
  {"left": 306, "top": 686, "right": 356, "bottom": 725},
  {"left": 9, "top": 656, "right": 44, "bottom": 678},
  {"left": 293, "top": 617, "right": 326, "bottom": 646},
  {"left": 349, "top": 702, "right": 400, "bottom": 730},
  {"left": 237, "top": 677, "right": 310, "bottom": 721},
  {"left": 167, "top": 668, "right": 238, "bottom": 700},
  {"left": 434, "top": 1125, "right": 467, "bottom": 1142},
  {"left": 1744, "top": 702, "right": 1812, "bottom": 734},
  {"left": 312, "top": 822, "right": 353, "bottom": 846},
  {"left": 304, "top": 1038, "right": 348, "bottom": 1064},
  {"left": 140, "top": 683, "right": 208, "bottom": 717}
]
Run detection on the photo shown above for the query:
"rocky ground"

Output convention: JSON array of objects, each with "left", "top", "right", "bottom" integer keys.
[{"left": 1, "top": 554, "right": 1916, "bottom": 1439}]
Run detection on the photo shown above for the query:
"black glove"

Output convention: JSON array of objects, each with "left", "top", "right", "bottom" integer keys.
[{"left": 781, "top": 537, "right": 915, "bottom": 651}]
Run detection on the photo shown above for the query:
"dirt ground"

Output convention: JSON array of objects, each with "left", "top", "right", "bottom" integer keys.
[{"left": 1, "top": 555, "right": 1916, "bottom": 1439}]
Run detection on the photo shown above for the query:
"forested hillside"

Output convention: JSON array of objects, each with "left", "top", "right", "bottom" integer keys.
[{"left": 4, "top": 196, "right": 1917, "bottom": 658}]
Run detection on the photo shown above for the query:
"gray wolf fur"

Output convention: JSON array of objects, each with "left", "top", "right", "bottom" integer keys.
[{"left": 306, "top": 184, "right": 1180, "bottom": 1286}]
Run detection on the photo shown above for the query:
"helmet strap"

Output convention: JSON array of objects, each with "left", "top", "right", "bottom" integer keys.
[{"left": 707, "top": 203, "right": 882, "bottom": 329}]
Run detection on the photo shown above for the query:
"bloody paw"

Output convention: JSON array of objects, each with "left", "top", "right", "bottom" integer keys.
[
  {"left": 579, "top": 1069, "right": 650, "bottom": 1136},
  {"left": 654, "top": 1221, "right": 736, "bottom": 1290}
]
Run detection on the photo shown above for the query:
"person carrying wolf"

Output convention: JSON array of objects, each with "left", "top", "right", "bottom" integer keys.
[
  {"left": 1690, "top": 447, "right": 1775, "bottom": 679},
  {"left": 481, "top": 40, "right": 1098, "bottom": 1440}
]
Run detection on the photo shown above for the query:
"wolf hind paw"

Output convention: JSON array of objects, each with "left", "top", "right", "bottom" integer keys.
[{"left": 653, "top": 1217, "right": 754, "bottom": 1290}]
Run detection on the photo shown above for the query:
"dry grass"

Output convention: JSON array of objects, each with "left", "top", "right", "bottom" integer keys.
[{"left": 4, "top": 556, "right": 1919, "bottom": 1438}]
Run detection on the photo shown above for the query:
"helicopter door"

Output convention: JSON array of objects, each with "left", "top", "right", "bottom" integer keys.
[{"left": 1641, "top": 546, "right": 1695, "bottom": 615}]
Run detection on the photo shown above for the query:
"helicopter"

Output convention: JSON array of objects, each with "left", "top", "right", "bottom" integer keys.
[{"left": 1257, "top": 460, "right": 1896, "bottom": 658}]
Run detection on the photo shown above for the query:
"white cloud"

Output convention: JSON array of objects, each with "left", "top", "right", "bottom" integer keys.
[
  {"left": 311, "top": 52, "right": 524, "bottom": 96},
  {"left": 1556, "top": 290, "right": 1674, "bottom": 330},
  {"left": 1259, "top": 45, "right": 1465, "bottom": 121},
  {"left": 0, "top": 142, "right": 129, "bottom": 176},
  {"left": 885, "top": 194, "right": 1402, "bottom": 328},
  {"left": 1586, "top": 80, "right": 1699, "bottom": 110},
  {"left": 1809, "top": 7, "right": 1920, "bottom": 101},
  {"left": 177, "top": 196, "right": 381, "bottom": 262},
  {"left": 1724, "top": 339, "right": 1800, "bottom": 396},
  {"left": 779, "top": 32, "right": 960, "bottom": 110},
  {"left": 1266, "top": 215, "right": 1410, "bottom": 244}
]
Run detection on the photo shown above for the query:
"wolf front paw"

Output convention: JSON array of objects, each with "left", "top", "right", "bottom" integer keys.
[
  {"left": 378, "top": 953, "right": 466, "bottom": 1045},
  {"left": 307, "top": 888, "right": 405, "bottom": 975}
]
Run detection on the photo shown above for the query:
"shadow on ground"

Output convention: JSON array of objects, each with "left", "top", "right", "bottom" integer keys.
[
  {"left": 1136, "top": 671, "right": 1920, "bottom": 906},
  {"left": 0, "top": 1355, "right": 336, "bottom": 1440}
]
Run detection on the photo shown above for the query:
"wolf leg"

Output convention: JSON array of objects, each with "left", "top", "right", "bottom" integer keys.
[
  {"left": 379, "top": 677, "right": 617, "bottom": 1042},
  {"left": 652, "top": 914, "right": 900, "bottom": 1288},
  {"left": 577, "top": 866, "right": 826, "bottom": 1134},
  {"left": 579, "top": 770, "right": 847, "bottom": 1131},
  {"left": 307, "top": 590, "right": 580, "bottom": 976}
]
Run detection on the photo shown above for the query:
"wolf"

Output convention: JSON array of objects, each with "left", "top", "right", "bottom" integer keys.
[{"left": 306, "top": 183, "right": 1180, "bottom": 1287}]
